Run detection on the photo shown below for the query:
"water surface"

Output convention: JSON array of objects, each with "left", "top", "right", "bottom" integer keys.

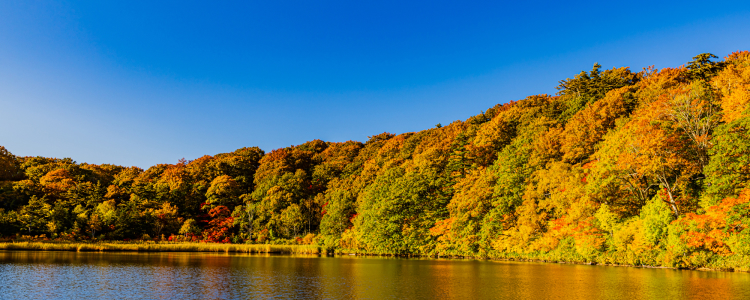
[{"left": 1, "top": 251, "right": 748, "bottom": 299}]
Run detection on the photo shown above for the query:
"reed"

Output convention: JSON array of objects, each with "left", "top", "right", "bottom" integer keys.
[{"left": 0, "top": 241, "right": 328, "bottom": 254}]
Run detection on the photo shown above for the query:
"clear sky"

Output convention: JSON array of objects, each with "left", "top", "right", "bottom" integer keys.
[{"left": 2, "top": 1, "right": 750, "bottom": 168}]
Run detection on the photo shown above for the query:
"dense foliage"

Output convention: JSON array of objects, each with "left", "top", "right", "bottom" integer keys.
[{"left": 3, "top": 52, "right": 750, "bottom": 269}]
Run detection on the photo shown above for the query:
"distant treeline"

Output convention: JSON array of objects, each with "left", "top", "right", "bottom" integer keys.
[{"left": 2, "top": 52, "right": 750, "bottom": 269}]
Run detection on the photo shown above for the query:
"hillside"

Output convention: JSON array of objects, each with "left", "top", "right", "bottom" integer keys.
[{"left": 2, "top": 51, "right": 750, "bottom": 269}]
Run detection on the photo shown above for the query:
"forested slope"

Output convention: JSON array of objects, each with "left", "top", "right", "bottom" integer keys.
[{"left": 2, "top": 52, "right": 750, "bottom": 269}]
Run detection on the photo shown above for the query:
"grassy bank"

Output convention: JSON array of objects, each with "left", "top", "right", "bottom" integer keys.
[
  {"left": 333, "top": 247, "right": 750, "bottom": 273},
  {"left": 3, "top": 241, "right": 749, "bottom": 273},
  {"left": 0, "top": 241, "right": 330, "bottom": 254}
]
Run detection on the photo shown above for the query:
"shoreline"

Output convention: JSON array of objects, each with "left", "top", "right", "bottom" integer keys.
[
  {"left": 1, "top": 241, "right": 744, "bottom": 273},
  {"left": 336, "top": 252, "right": 744, "bottom": 273},
  {"left": 0, "top": 241, "right": 329, "bottom": 255}
]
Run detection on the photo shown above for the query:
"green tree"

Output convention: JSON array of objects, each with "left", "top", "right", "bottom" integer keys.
[
  {"left": 17, "top": 196, "right": 51, "bottom": 235},
  {"left": 353, "top": 167, "right": 437, "bottom": 254},
  {"left": 280, "top": 204, "right": 305, "bottom": 237},
  {"left": 703, "top": 114, "right": 750, "bottom": 206},
  {"left": 685, "top": 53, "right": 725, "bottom": 81},
  {"left": 556, "top": 64, "right": 641, "bottom": 121},
  {"left": 179, "top": 218, "right": 201, "bottom": 238}
]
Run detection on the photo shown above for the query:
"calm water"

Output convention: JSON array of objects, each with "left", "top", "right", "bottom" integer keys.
[{"left": 1, "top": 251, "right": 749, "bottom": 299}]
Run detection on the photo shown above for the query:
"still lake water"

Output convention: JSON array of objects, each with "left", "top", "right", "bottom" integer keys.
[{"left": 1, "top": 251, "right": 749, "bottom": 299}]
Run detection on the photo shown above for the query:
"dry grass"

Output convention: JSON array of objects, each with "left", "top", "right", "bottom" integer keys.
[{"left": 0, "top": 241, "right": 328, "bottom": 254}]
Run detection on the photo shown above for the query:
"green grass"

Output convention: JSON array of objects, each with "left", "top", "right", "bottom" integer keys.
[{"left": 0, "top": 241, "right": 329, "bottom": 254}]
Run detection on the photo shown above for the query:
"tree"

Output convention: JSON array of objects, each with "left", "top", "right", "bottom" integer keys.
[
  {"left": 0, "top": 208, "right": 20, "bottom": 236},
  {"left": 685, "top": 53, "right": 725, "bottom": 82},
  {"left": 433, "top": 167, "right": 496, "bottom": 256},
  {"left": 113, "top": 200, "right": 151, "bottom": 239},
  {"left": 556, "top": 64, "right": 641, "bottom": 121},
  {"left": 17, "top": 196, "right": 51, "bottom": 235},
  {"left": 318, "top": 181, "right": 357, "bottom": 241},
  {"left": 48, "top": 203, "right": 74, "bottom": 236},
  {"left": 179, "top": 218, "right": 201, "bottom": 238},
  {"left": 703, "top": 115, "right": 750, "bottom": 206},
  {"left": 203, "top": 206, "right": 234, "bottom": 243},
  {"left": 664, "top": 81, "right": 720, "bottom": 167},
  {"left": 205, "top": 175, "right": 241, "bottom": 208},
  {"left": 712, "top": 51, "right": 750, "bottom": 123},
  {"left": 150, "top": 202, "right": 180, "bottom": 237},
  {"left": 560, "top": 86, "right": 638, "bottom": 164},
  {"left": 232, "top": 198, "right": 256, "bottom": 241},
  {"left": 87, "top": 214, "right": 103, "bottom": 239},
  {"left": 352, "top": 167, "right": 437, "bottom": 254},
  {"left": 0, "top": 146, "right": 20, "bottom": 181},
  {"left": 280, "top": 204, "right": 304, "bottom": 237}
]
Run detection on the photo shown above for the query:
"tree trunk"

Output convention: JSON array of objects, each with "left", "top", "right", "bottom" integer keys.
[
  {"left": 246, "top": 205, "right": 255, "bottom": 240},
  {"left": 664, "top": 188, "right": 680, "bottom": 216},
  {"left": 657, "top": 173, "right": 680, "bottom": 216}
]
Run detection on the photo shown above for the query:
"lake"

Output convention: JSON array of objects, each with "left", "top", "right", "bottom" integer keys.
[{"left": 1, "top": 251, "right": 749, "bottom": 299}]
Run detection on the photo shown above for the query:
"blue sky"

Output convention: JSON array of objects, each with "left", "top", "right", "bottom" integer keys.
[{"left": 1, "top": 1, "right": 749, "bottom": 168}]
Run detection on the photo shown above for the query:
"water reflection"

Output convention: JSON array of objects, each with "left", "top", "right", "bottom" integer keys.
[{"left": 0, "top": 251, "right": 748, "bottom": 299}]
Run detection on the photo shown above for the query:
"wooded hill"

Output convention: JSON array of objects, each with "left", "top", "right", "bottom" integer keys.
[{"left": 2, "top": 52, "right": 750, "bottom": 269}]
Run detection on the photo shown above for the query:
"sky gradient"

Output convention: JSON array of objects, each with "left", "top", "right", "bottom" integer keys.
[{"left": 2, "top": 1, "right": 750, "bottom": 168}]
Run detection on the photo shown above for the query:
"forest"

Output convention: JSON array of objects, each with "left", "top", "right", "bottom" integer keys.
[{"left": 1, "top": 51, "right": 749, "bottom": 269}]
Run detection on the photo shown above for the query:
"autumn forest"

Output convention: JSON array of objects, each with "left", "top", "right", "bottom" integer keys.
[{"left": 2, "top": 52, "right": 750, "bottom": 270}]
